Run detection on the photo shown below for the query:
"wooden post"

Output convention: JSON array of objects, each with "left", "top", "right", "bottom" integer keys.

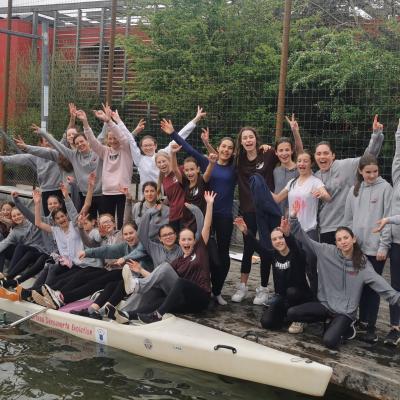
[
  {"left": 275, "top": 0, "right": 292, "bottom": 139},
  {"left": 106, "top": 0, "right": 117, "bottom": 105}
]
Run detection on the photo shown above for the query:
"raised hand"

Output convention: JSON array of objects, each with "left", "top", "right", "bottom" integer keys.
[
  {"left": 204, "top": 190, "right": 217, "bottom": 204},
  {"left": 10, "top": 191, "right": 19, "bottom": 198},
  {"left": 119, "top": 185, "right": 132, "bottom": 200},
  {"left": 208, "top": 153, "right": 218, "bottom": 164},
  {"left": 133, "top": 118, "right": 146, "bottom": 135},
  {"left": 77, "top": 212, "right": 88, "bottom": 228},
  {"left": 372, "top": 218, "right": 389, "bottom": 233},
  {"left": 111, "top": 109, "right": 121, "bottom": 124},
  {"left": 93, "top": 109, "right": 110, "bottom": 122},
  {"left": 201, "top": 127, "right": 210, "bottom": 143},
  {"left": 59, "top": 181, "right": 69, "bottom": 198},
  {"left": 193, "top": 106, "right": 206, "bottom": 123},
  {"left": 291, "top": 199, "right": 301, "bottom": 217},
  {"left": 102, "top": 103, "right": 113, "bottom": 121},
  {"left": 30, "top": 123, "right": 42, "bottom": 135},
  {"left": 87, "top": 171, "right": 96, "bottom": 188},
  {"left": 75, "top": 110, "right": 88, "bottom": 122},
  {"left": 160, "top": 118, "right": 174, "bottom": 135},
  {"left": 13, "top": 135, "right": 27, "bottom": 150},
  {"left": 233, "top": 216, "right": 248, "bottom": 234},
  {"left": 32, "top": 189, "right": 41, "bottom": 204},
  {"left": 280, "top": 216, "right": 290, "bottom": 236},
  {"left": 170, "top": 142, "right": 181, "bottom": 153},
  {"left": 285, "top": 113, "right": 299, "bottom": 133},
  {"left": 69, "top": 103, "right": 77, "bottom": 116},
  {"left": 372, "top": 114, "right": 383, "bottom": 131},
  {"left": 259, "top": 144, "right": 271, "bottom": 153}
]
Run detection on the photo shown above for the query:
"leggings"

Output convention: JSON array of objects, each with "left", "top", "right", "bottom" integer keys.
[
  {"left": 6, "top": 245, "right": 43, "bottom": 278},
  {"left": 287, "top": 301, "right": 353, "bottom": 349},
  {"left": 209, "top": 215, "right": 233, "bottom": 296},
  {"left": 303, "top": 229, "right": 319, "bottom": 296},
  {"left": 158, "top": 278, "right": 210, "bottom": 315},
  {"left": 359, "top": 255, "right": 385, "bottom": 327},
  {"left": 240, "top": 212, "right": 271, "bottom": 287},
  {"left": 15, "top": 253, "right": 48, "bottom": 283},
  {"left": 79, "top": 193, "right": 104, "bottom": 219},
  {"left": 0, "top": 244, "right": 16, "bottom": 273},
  {"left": 101, "top": 194, "right": 126, "bottom": 230},
  {"left": 260, "top": 287, "right": 313, "bottom": 330},
  {"left": 389, "top": 243, "right": 400, "bottom": 326},
  {"left": 94, "top": 279, "right": 125, "bottom": 308}
]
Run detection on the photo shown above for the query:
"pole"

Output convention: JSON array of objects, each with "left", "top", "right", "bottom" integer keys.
[
  {"left": 106, "top": 0, "right": 117, "bottom": 105},
  {"left": 41, "top": 22, "right": 49, "bottom": 132},
  {"left": 275, "top": 0, "right": 292, "bottom": 139},
  {"left": 0, "top": 0, "right": 13, "bottom": 185}
]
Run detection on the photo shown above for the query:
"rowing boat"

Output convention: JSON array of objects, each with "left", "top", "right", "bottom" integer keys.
[{"left": 0, "top": 298, "right": 332, "bottom": 396}]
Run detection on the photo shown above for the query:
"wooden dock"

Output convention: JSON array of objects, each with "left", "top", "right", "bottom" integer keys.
[{"left": 187, "top": 258, "right": 400, "bottom": 400}]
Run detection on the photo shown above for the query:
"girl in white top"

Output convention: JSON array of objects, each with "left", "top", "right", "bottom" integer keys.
[
  {"left": 126, "top": 107, "right": 206, "bottom": 198},
  {"left": 273, "top": 150, "right": 331, "bottom": 295}
]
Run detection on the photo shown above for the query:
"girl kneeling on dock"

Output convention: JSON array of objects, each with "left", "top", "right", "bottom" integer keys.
[
  {"left": 234, "top": 216, "right": 313, "bottom": 333},
  {"left": 287, "top": 200, "right": 400, "bottom": 350},
  {"left": 118, "top": 191, "right": 216, "bottom": 324}
]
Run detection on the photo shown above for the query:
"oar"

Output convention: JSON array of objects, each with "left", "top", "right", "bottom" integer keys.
[{"left": 0, "top": 307, "right": 47, "bottom": 330}]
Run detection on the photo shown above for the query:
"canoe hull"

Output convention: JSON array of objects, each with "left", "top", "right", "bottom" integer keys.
[{"left": 0, "top": 298, "right": 332, "bottom": 396}]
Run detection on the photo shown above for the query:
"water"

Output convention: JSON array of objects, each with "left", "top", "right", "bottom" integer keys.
[{"left": 0, "top": 319, "right": 352, "bottom": 400}]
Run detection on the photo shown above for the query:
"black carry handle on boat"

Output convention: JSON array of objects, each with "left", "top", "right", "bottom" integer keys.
[
  {"left": 0, "top": 307, "right": 47, "bottom": 330},
  {"left": 214, "top": 344, "right": 237, "bottom": 354}
]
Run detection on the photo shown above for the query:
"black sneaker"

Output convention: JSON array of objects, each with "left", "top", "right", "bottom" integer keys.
[
  {"left": 104, "top": 304, "right": 116, "bottom": 320},
  {"left": 360, "top": 326, "right": 378, "bottom": 344},
  {"left": 115, "top": 309, "right": 130, "bottom": 325},
  {"left": 71, "top": 308, "right": 102, "bottom": 320},
  {"left": 137, "top": 311, "right": 162, "bottom": 324},
  {"left": 384, "top": 329, "right": 400, "bottom": 347},
  {"left": 355, "top": 320, "right": 368, "bottom": 333}
]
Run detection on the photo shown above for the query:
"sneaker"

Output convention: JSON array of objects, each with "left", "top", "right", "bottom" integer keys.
[
  {"left": 384, "top": 329, "right": 400, "bottom": 346},
  {"left": 342, "top": 321, "right": 356, "bottom": 341},
  {"left": 122, "top": 264, "right": 138, "bottom": 295},
  {"left": 137, "top": 311, "right": 162, "bottom": 324},
  {"left": 104, "top": 303, "right": 116, "bottom": 320},
  {"left": 253, "top": 286, "right": 269, "bottom": 305},
  {"left": 355, "top": 320, "right": 368, "bottom": 333},
  {"left": 42, "top": 284, "right": 64, "bottom": 310},
  {"left": 71, "top": 308, "right": 102, "bottom": 320},
  {"left": 231, "top": 283, "right": 248, "bottom": 303},
  {"left": 360, "top": 326, "right": 378, "bottom": 344},
  {"left": 264, "top": 293, "right": 282, "bottom": 306},
  {"left": 31, "top": 290, "right": 56, "bottom": 309},
  {"left": 115, "top": 309, "right": 130, "bottom": 325},
  {"left": 288, "top": 322, "right": 305, "bottom": 334}
]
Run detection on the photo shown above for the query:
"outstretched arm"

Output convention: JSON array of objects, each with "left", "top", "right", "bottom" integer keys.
[
  {"left": 285, "top": 113, "right": 303, "bottom": 155},
  {"left": 33, "top": 190, "right": 52, "bottom": 233},
  {"left": 203, "top": 153, "right": 217, "bottom": 183},
  {"left": 170, "top": 143, "right": 183, "bottom": 183},
  {"left": 201, "top": 191, "right": 216, "bottom": 244}
]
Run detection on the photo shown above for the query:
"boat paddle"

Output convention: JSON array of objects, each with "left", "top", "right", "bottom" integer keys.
[{"left": 0, "top": 307, "right": 47, "bottom": 330}]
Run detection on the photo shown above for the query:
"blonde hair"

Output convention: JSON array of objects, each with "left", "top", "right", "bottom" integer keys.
[{"left": 155, "top": 151, "right": 171, "bottom": 195}]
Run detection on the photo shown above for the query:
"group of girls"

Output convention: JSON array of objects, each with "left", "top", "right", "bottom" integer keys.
[{"left": 0, "top": 103, "right": 400, "bottom": 351}]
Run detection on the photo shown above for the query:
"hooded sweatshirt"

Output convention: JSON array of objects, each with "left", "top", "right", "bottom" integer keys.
[
  {"left": 315, "top": 128, "right": 384, "bottom": 234},
  {"left": 342, "top": 176, "right": 392, "bottom": 256},
  {"left": 390, "top": 125, "right": 400, "bottom": 244},
  {"left": 290, "top": 216, "right": 400, "bottom": 319}
]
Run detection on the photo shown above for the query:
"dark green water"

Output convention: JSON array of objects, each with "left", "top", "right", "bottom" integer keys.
[{"left": 0, "top": 319, "right": 353, "bottom": 400}]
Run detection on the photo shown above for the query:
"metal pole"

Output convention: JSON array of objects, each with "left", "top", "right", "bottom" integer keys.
[
  {"left": 75, "top": 9, "right": 82, "bottom": 72},
  {"left": 0, "top": 0, "right": 13, "bottom": 185},
  {"left": 41, "top": 22, "right": 49, "bottom": 132},
  {"left": 106, "top": 0, "right": 117, "bottom": 105},
  {"left": 32, "top": 11, "right": 38, "bottom": 63},
  {"left": 275, "top": 0, "right": 292, "bottom": 139},
  {"left": 97, "top": 7, "right": 106, "bottom": 96},
  {"left": 121, "top": 14, "right": 131, "bottom": 108}
]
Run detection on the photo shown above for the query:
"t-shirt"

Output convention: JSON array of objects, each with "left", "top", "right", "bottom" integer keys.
[
  {"left": 171, "top": 236, "right": 211, "bottom": 293},
  {"left": 274, "top": 165, "right": 299, "bottom": 216},
  {"left": 237, "top": 149, "right": 278, "bottom": 214},
  {"left": 285, "top": 175, "right": 324, "bottom": 232},
  {"left": 163, "top": 171, "right": 186, "bottom": 222}
]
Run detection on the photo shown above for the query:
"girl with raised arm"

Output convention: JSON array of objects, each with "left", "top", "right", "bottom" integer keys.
[
  {"left": 342, "top": 154, "right": 392, "bottom": 343},
  {"left": 287, "top": 200, "right": 400, "bottom": 350},
  {"left": 315, "top": 115, "right": 384, "bottom": 245},
  {"left": 161, "top": 120, "right": 236, "bottom": 305}
]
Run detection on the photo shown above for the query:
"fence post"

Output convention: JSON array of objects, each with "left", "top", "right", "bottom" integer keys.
[{"left": 41, "top": 22, "right": 49, "bottom": 132}]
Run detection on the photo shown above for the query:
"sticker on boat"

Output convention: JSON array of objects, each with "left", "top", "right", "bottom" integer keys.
[
  {"left": 144, "top": 339, "right": 153, "bottom": 350},
  {"left": 95, "top": 327, "right": 108, "bottom": 345}
]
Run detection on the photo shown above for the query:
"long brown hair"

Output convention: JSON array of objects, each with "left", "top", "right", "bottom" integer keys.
[
  {"left": 234, "top": 126, "right": 262, "bottom": 168},
  {"left": 353, "top": 154, "right": 379, "bottom": 197},
  {"left": 335, "top": 226, "right": 366, "bottom": 271}
]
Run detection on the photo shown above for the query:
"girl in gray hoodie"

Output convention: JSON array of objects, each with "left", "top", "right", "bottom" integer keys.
[
  {"left": 342, "top": 154, "right": 392, "bottom": 343},
  {"left": 287, "top": 200, "right": 400, "bottom": 350}
]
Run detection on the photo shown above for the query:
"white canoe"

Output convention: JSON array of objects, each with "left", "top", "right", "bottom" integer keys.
[{"left": 0, "top": 298, "right": 332, "bottom": 396}]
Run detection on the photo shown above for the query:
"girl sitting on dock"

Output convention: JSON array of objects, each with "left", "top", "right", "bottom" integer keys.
[{"left": 287, "top": 199, "right": 400, "bottom": 350}]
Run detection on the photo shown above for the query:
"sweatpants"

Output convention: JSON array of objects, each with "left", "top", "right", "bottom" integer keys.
[
  {"left": 359, "top": 255, "right": 385, "bottom": 327},
  {"left": 260, "top": 287, "right": 313, "bottom": 330},
  {"left": 389, "top": 243, "right": 400, "bottom": 326},
  {"left": 94, "top": 279, "right": 125, "bottom": 308},
  {"left": 122, "top": 262, "right": 179, "bottom": 313},
  {"left": 287, "top": 301, "right": 353, "bottom": 349},
  {"left": 209, "top": 215, "right": 233, "bottom": 296},
  {"left": 158, "top": 278, "right": 210, "bottom": 315}
]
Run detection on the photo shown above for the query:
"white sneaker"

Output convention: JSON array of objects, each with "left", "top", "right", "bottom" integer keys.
[
  {"left": 288, "top": 322, "right": 305, "bottom": 334},
  {"left": 231, "top": 283, "right": 248, "bottom": 302},
  {"left": 122, "top": 264, "right": 138, "bottom": 295},
  {"left": 216, "top": 294, "right": 227, "bottom": 305},
  {"left": 253, "top": 286, "right": 269, "bottom": 305}
]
